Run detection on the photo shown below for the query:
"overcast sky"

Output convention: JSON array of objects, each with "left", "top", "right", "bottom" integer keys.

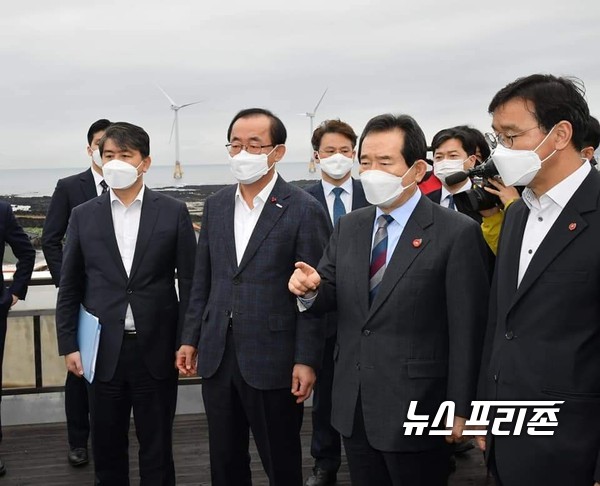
[{"left": 1, "top": 0, "right": 599, "bottom": 170}]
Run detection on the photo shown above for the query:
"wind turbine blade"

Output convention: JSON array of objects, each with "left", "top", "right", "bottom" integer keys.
[
  {"left": 156, "top": 84, "right": 177, "bottom": 107},
  {"left": 297, "top": 113, "right": 310, "bottom": 116},
  {"left": 179, "top": 100, "right": 204, "bottom": 109},
  {"left": 169, "top": 116, "right": 176, "bottom": 143},
  {"left": 313, "top": 87, "right": 328, "bottom": 113}
]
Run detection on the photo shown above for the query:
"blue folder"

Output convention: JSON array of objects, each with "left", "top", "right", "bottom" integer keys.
[{"left": 77, "top": 305, "right": 101, "bottom": 384}]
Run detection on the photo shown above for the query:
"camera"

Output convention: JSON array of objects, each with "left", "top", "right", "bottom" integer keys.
[{"left": 448, "top": 159, "right": 501, "bottom": 212}]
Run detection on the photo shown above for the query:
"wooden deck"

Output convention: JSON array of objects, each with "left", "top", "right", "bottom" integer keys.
[{"left": 0, "top": 413, "right": 493, "bottom": 485}]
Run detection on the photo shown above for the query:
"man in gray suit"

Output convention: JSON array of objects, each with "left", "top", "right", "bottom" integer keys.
[
  {"left": 177, "top": 108, "right": 330, "bottom": 486},
  {"left": 289, "top": 114, "right": 490, "bottom": 486}
]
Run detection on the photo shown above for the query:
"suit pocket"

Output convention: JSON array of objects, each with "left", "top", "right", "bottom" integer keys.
[
  {"left": 542, "top": 387, "right": 600, "bottom": 402},
  {"left": 268, "top": 314, "right": 295, "bottom": 332},
  {"left": 407, "top": 359, "right": 448, "bottom": 379}
]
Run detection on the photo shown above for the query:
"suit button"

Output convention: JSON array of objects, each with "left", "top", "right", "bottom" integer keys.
[
  {"left": 126, "top": 289, "right": 133, "bottom": 295},
  {"left": 355, "top": 362, "right": 360, "bottom": 370},
  {"left": 505, "top": 330, "right": 514, "bottom": 340},
  {"left": 493, "top": 374, "right": 498, "bottom": 382},
  {"left": 232, "top": 277, "right": 241, "bottom": 285},
  {"left": 362, "top": 329, "right": 371, "bottom": 336}
]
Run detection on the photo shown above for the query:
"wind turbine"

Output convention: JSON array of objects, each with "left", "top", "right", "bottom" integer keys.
[
  {"left": 157, "top": 85, "right": 203, "bottom": 179},
  {"left": 299, "top": 88, "right": 328, "bottom": 173}
]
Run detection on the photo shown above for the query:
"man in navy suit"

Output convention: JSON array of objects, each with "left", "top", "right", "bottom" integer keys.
[
  {"left": 304, "top": 119, "right": 369, "bottom": 486},
  {"left": 478, "top": 75, "right": 600, "bottom": 486},
  {"left": 0, "top": 201, "right": 35, "bottom": 476},
  {"left": 177, "top": 108, "right": 330, "bottom": 486},
  {"left": 56, "top": 122, "right": 196, "bottom": 485},
  {"left": 42, "top": 118, "right": 111, "bottom": 466}
]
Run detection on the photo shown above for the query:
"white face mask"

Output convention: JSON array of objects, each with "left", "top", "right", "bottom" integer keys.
[
  {"left": 102, "top": 159, "right": 143, "bottom": 190},
  {"left": 492, "top": 127, "right": 556, "bottom": 187},
  {"left": 359, "top": 165, "right": 415, "bottom": 208},
  {"left": 433, "top": 158, "right": 468, "bottom": 185},
  {"left": 318, "top": 153, "right": 354, "bottom": 179},
  {"left": 91, "top": 149, "right": 103, "bottom": 168},
  {"left": 229, "top": 148, "right": 276, "bottom": 185}
]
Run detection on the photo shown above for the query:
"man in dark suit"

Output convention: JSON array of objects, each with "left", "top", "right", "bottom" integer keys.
[
  {"left": 0, "top": 201, "right": 35, "bottom": 476},
  {"left": 289, "top": 114, "right": 490, "bottom": 486},
  {"left": 56, "top": 122, "right": 196, "bottom": 485},
  {"left": 42, "top": 118, "right": 111, "bottom": 466},
  {"left": 304, "top": 119, "right": 369, "bottom": 486},
  {"left": 427, "top": 126, "right": 488, "bottom": 223},
  {"left": 177, "top": 108, "right": 330, "bottom": 486},
  {"left": 477, "top": 75, "right": 600, "bottom": 486}
]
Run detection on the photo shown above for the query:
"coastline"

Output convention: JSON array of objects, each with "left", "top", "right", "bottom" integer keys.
[{"left": 2, "top": 179, "right": 317, "bottom": 249}]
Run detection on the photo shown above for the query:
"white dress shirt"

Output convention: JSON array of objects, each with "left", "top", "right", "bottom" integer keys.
[
  {"left": 518, "top": 161, "right": 591, "bottom": 286},
  {"left": 234, "top": 172, "right": 279, "bottom": 265},
  {"left": 321, "top": 178, "right": 353, "bottom": 224},
  {"left": 91, "top": 166, "right": 107, "bottom": 197},
  {"left": 440, "top": 179, "right": 471, "bottom": 209},
  {"left": 110, "top": 186, "right": 145, "bottom": 330}
]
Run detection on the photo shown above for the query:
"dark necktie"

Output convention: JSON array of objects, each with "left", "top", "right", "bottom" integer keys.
[
  {"left": 100, "top": 180, "right": 108, "bottom": 194},
  {"left": 332, "top": 187, "right": 346, "bottom": 225},
  {"left": 369, "top": 214, "right": 394, "bottom": 305},
  {"left": 447, "top": 194, "right": 455, "bottom": 210}
]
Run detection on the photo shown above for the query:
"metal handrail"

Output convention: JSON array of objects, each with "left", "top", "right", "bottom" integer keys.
[{"left": 3, "top": 274, "right": 201, "bottom": 396}]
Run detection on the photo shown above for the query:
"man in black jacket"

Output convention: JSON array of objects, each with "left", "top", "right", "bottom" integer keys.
[
  {"left": 42, "top": 118, "right": 111, "bottom": 466},
  {"left": 304, "top": 119, "right": 369, "bottom": 486},
  {"left": 0, "top": 201, "right": 35, "bottom": 476}
]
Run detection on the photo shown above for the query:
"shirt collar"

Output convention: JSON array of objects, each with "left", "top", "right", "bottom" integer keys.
[
  {"left": 235, "top": 171, "right": 279, "bottom": 207},
  {"left": 322, "top": 177, "right": 353, "bottom": 197},
  {"left": 110, "top": 185, "right": 145, "bottom": 207},
  {"left": 374, "top": 187, "right": 422, "bottom": 230},
  {"left": 90, "top": 166, "right": 104, "bottom": 187},
  {"left": 522, "top": 161, "right": 591, "bottom": 211},
  {"left": 441, "top": 178, "right": 471, "bottom": 202}
]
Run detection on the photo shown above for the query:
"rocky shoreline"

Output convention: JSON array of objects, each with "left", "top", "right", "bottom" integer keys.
[{"left": 3, "top": 180, "right": 317, "bottom": 249}]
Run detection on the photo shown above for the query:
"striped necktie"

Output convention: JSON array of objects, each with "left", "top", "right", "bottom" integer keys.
[
  {"left": 332, "top": 187, "right": 346, "bottom": 225},
  {"left": 369, "top": 214, "right": 394, "bottom": 305}
]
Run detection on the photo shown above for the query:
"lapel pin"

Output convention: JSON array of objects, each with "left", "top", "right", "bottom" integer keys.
[
  {"left": 412, "top": 238, "right": 422, "bottom": 248},
  {"left": 270, "top": 196, "right": 282, "bottom": 208},
  {"left": 568, "top": 222, "right": 577, "bottom": 231}
]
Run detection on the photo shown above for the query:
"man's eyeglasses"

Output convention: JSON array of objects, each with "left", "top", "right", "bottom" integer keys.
[
  {"left": 225, "top": 143, "right": 274, "bottom": 155},
  {"left": 318, "top": 148, "right": 353, "bottom": 157},
  {"left": 485, "top": 126, "right": 539, "bottom": 149}
]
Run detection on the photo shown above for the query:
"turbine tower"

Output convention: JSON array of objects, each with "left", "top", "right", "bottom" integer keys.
[
  {"left": 157, "top": 85, "right": 202, "bottom": 179},
  {"left": 299, "top": 88, "right": 328, "bottom": 173}
]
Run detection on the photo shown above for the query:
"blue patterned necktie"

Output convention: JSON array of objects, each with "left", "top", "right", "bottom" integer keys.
[
  {"left": 332, "top": 187, "right": 346, "bottom": 225},
  {"left": 447, "top": 194, "right": 455, "bottom": 210},
  {"left": 369, "top": 214, "right": 394, "bottom": 305}
]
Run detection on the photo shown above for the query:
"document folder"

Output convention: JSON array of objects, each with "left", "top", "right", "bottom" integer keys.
[{"left": 77, "top": 305, "right": 101, "bottom": 384}]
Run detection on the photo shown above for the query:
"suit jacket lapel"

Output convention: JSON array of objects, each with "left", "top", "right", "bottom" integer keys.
[
  {"left": 352, "top": 207, "right": 376, "bottom": 316},
  {"left": 352, "top": 178, "right": 369, "bottom": 210},
  {"left": 508, "top": 170, "right": 600, "bottom": 313},
  {"left": 368, "top": 196, "right": 432, "bottom": 318},
  {"left": 220, "top": 186, "right": 238, "bottom": 272},
  {"left": 81, "top": 168, "right": 97, "bottom": 201},
  {"left": 497, "top": 201, "right": 529, "bottom": 315},
  {"left": 235, "top": 177, "right": 289, "bottom": 276},
  {"left": 95, "top": 194, "right": 128, "bottom": 280},
  {"left": 314, "top": 183, "right": 334, "bottom": 230},
  {"left": 129, "top": 188, "right": 159, "bottom": 282}
]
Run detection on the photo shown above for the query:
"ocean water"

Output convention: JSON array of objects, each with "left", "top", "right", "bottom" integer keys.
[{"left": 0, "top": 161, "right": 326, "bottom": 197}]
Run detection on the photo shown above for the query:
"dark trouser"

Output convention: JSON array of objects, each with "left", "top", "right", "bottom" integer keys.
[
  {"left": 0, "top": 309, "right": 8, "bottom": 442},
  {"left": 202, "top": 329, "right": 304, "bottom": 486},
  {"left": 310, "top": 333, "right": 341, "bottom": 473},
  {"left": 88, "top": 335, "right": 178, "bottom": 486},
  {"left": 65, "top": 371, "right": 89, "bottom": 448},
  {"left": 343, "top": 396, "right": 451, "bottom": 486}
]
